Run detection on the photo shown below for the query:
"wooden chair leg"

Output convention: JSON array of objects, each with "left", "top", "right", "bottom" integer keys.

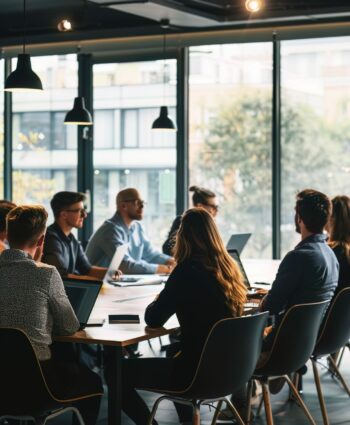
[
  {"left": 284, "top": 374, "right": 316, "bottom": 425},
  {"left": 225, "top": 398, "right": 245, "bottom": 425},
  {"left": 328, "top": 355, "right": 350, "bottom": 396},
  {"left": 192, "top": 402, "right": 201, "bottom": 425},
  {"left": 261, "top": 381, "right": 274, "bottom": 425},
  {"left": 211, "top": 400, "right": 223, "bottom": 425},
  {"left": 311, "top": 359, "right": 330, "bottom": 425}
]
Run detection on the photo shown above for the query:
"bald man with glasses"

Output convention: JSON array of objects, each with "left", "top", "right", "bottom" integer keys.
[
  {"left": 86, "top": 188, "right": 175, "bottom": 274},
  {"left": 42, "top": 191, "right": 108, "bottom": 279}
]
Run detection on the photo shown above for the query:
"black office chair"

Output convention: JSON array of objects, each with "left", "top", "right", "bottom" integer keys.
[
  {"left": 308, "top": 288, "right": 350, "bottom": 425},
  {"left": 140, "top": 312, "right": 269, "bottom": 425},
  {"left": 0, "top": 327, "right": 103, "bottom": 425},
  {"left": 253, "top": 300, "right": 329, "bottom": 425}
]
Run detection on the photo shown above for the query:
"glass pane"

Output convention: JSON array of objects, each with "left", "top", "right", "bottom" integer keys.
[
  {"left": 189, "top": 44, "right": 273, "bottom": 258},
  {"left": 0, "top": 61, "right": 4, "bottom": 196},
  {"left": 93, "top": 60, "right": 177, "bottom": 248},
  {"left": 12, "top": 54, "right": 78, "bottom": 217},
  {"left": 281, "top": 37, "right": 350, "bottom": 255}
]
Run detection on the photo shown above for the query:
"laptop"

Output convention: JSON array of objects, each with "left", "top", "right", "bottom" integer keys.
[
  {"left": 226, "top": 233, "right": 252, "bottom": 255},
  {"left": 103, "top": 243, "right": 129, "bottom": 284},
  {"left": 228, "top": 249, "right": 270, "bottom": 297},
  {"left": 105, "top": 244, "right": 164, "bottom": 287},
  {"left": 63, "top": 278, "right": 102, "bottom": 329}
]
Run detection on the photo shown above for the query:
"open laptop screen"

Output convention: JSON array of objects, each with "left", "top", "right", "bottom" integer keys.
[
  {"left": 226, "top": 233, "right": 251, "bottom": 255},
  {"left": 63, "top": 278, "right": 102, "bottom": 326},
  {"left": 227, "top": 249, "right": 251, "bottom": 289}
]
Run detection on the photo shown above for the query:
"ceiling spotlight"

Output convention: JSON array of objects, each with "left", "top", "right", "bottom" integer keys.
[
  {"left": 245, "top": 0, "right": 263, "bottom": 13},
  {"left": 58, "top": 19, "right": 72, "bottom": 32}
]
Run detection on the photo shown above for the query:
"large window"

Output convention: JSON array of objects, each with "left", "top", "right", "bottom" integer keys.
[
  {"left": 189, "top": 44, "right": 273, "bottom": 258},
  {"left": 93, "top": 60, "right": 177, "bottom": 248},
  {"left": 281, "top": 37, "right": 350, "bottom": 254},
  {"left": 12, "top": 55, "right": 78, "bottom": 214}
]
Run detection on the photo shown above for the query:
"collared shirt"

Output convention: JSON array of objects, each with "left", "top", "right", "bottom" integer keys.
[
  {"left": 262, "top": 233, "right": 339, "bottom": 350},
  {"left": 0, "top": 249, "right": 79, "bottom": 361},
  {"left": 86, "top": 212, "right": 171, "bottom": 274},
  {"left": 42, "top": 222, "right": 92, "bottom": 277}
]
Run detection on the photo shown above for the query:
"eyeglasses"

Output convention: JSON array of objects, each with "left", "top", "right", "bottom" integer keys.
[
  {"left": 203, "top": 203, "right": 219, "bottom": 212},
  {"left": 64, "top": 207, "right": 88, "bottom": 216},
  {"left": 123, "top": 199, "right": 146, "bottom": 208}
]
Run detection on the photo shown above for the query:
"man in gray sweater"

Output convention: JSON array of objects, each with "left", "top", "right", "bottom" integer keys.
[{"left": 0, "top": 205, "right": 103, "bottom": 425}]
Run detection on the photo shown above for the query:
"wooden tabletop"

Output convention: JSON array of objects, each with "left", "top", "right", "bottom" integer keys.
[
  {"left": 55, "top": 258, "right": 280, "bottom": 347},
  {"left": 55, "top": 283, "right": 178, "bottom": 346}
]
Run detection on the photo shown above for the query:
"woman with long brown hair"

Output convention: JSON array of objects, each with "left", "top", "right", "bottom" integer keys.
[
  {"left": 328, "top": 195, "right": 350, "bottom": 292},
  {"left": 120, "top": 208, "right": 247, "bottom": 425}
]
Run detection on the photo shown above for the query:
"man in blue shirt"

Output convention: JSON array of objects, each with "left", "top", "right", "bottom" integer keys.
[
  {"left": 261, "top": 188, "right": 339, "bottom": 351},
  {"left": 86, "top": 188, "right": 175, "bottom": 274}
]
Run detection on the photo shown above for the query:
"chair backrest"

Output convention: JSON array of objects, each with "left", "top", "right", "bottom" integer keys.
[
  {"left": 313, "top": 287, "right": 350, "bottom": 357},
  {"left": 180, "top": 312, "right": 269, "bottom": 399},
  {"left": 255, "top": 300, "right": 329, "bottom": 377},
  {"left": 0, "top": 327, "right": 58, "bottom": 415}
]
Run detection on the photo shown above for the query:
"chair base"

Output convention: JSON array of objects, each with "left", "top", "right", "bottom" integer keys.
[
  {"left": 254, "top": 375, "right": 316, "bottom": 425},
  {"left": 0, "top": 406, "right": 85, "bottom": 425},
  {"left": 147, "top": 395, "right": 245, "bottom": 425}
]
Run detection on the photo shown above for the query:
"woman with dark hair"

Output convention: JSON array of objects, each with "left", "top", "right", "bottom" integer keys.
[
  {"left": 328, "top": 195, "right": 350, "bottom": 292},
  {"left": 162, "top": 185, "right": 219, "bottom": 255},
  {"left": 120, "top": 208, "right": 247, "bottom": 425}
]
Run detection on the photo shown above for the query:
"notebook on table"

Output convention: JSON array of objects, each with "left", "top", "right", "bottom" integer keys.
[
  {"left": 63, "top": 278, "right": 103, "bottom": 329},
  {"left": 226, "top": 233, "right": 252, "bottom": 255}
]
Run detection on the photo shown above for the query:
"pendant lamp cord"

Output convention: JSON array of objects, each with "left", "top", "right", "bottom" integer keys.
[
  {"left": 23, "top": 0, "right": 26, "bottom": 54},
  {"left": 162, "top": 30, "right": 166, "bottom": 103}
]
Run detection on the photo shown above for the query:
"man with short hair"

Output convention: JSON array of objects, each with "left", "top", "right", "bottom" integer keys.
[
  {"left": 0, "top": 205, "right": 103, "bottom": 425},
  {"left": 86, "top": 188, "right": 175, "bottom": 274},
  {"left": 42, "top": 191, "right": 107, "bottom": 279},
  {"left": 261, "top": 189, "right": 339, "bottom": 349}
]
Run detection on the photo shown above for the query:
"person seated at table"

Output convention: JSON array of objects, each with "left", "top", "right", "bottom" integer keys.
[
  {"left": 0, "top": 199, "right": 16, "bottom": 253},
  {"left": 257, "top": 189, "right": 339, "bottom": 395},
  {"left": 162, "top": 185, "right": 218, "bottom": 255},
  {"left": 86, "top": 187, "right": 175, "bottom": 274},
  {"left": 260, "top": 189, "right": 338, "bottom": 350},
  {"left": 42, "top": 191, "right": 107, "bottom": 279},
  {"left": 114, "top": 208, "right": 247, "bottom": 425},
  {"left": 327, "top": 195, "right": 350, "bottom": 294},
  {"left": 0, "top": 205, "right": 103, "bottom": 425}
]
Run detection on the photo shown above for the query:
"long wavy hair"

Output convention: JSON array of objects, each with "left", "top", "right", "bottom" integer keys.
[
  {"left": 328, "top": 195, "right": 350, "bottom": 264},
  {"left": 174, "top": 208, "right": 247, "bottom": 316}
]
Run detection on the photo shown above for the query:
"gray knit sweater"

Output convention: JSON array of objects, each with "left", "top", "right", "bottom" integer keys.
[{"left": 0, "top": 249, "right": 79, "bottom": 360}]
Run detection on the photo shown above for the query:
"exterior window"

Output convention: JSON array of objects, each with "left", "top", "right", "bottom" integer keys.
[
  {"left": 189, "top": 43, "right": 273, "bottom": 258},
  {"left": 12, "top": 54, "right": 78, "bottom": 217},
  {"left": 93, "top": 60, "right": 177, "bottom": 248}
]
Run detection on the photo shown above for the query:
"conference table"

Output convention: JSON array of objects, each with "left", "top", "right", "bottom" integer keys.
[{"left": 55, "top": 258, "right": 280, "bottom": 425}]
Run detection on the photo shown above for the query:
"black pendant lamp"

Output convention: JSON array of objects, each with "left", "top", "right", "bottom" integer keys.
[
  {"left": 4, "top": 0, "right": 43, "bottom": 92},
  {"left": 151, "top": 25, "right": 177, "bottom": 131},
  {"left": 152, "top": 106, "right": 176, "bottom": 130},
  {"left": 64, "top": 96, "right": 93, "bottom": 126}
]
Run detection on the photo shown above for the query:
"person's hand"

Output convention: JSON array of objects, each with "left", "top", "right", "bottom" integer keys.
[
  {"left": 112, "top": 270, "right": 122, "bottom": 280},
  {"left": 156, "top": 264, "right": 173, "bottom": 274},
  {"left": 166, "top": 258, "right": 176, "bottom": 267},
  {"left": 255, "top": 288, "right": 268, "bottom": 295}
]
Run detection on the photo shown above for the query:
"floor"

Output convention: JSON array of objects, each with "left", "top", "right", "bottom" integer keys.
[{"left": 54, "top": 338, "right": 350, "bottom": 425}]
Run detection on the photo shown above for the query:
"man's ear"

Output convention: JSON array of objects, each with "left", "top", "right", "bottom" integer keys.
[{"left": 37, "top": 234, "right": 45, "bottom": 247}]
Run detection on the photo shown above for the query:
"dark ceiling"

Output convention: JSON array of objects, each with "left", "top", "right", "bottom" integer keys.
[{"left": 1, "top": 0, "right": 350, "bottom": 47}]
